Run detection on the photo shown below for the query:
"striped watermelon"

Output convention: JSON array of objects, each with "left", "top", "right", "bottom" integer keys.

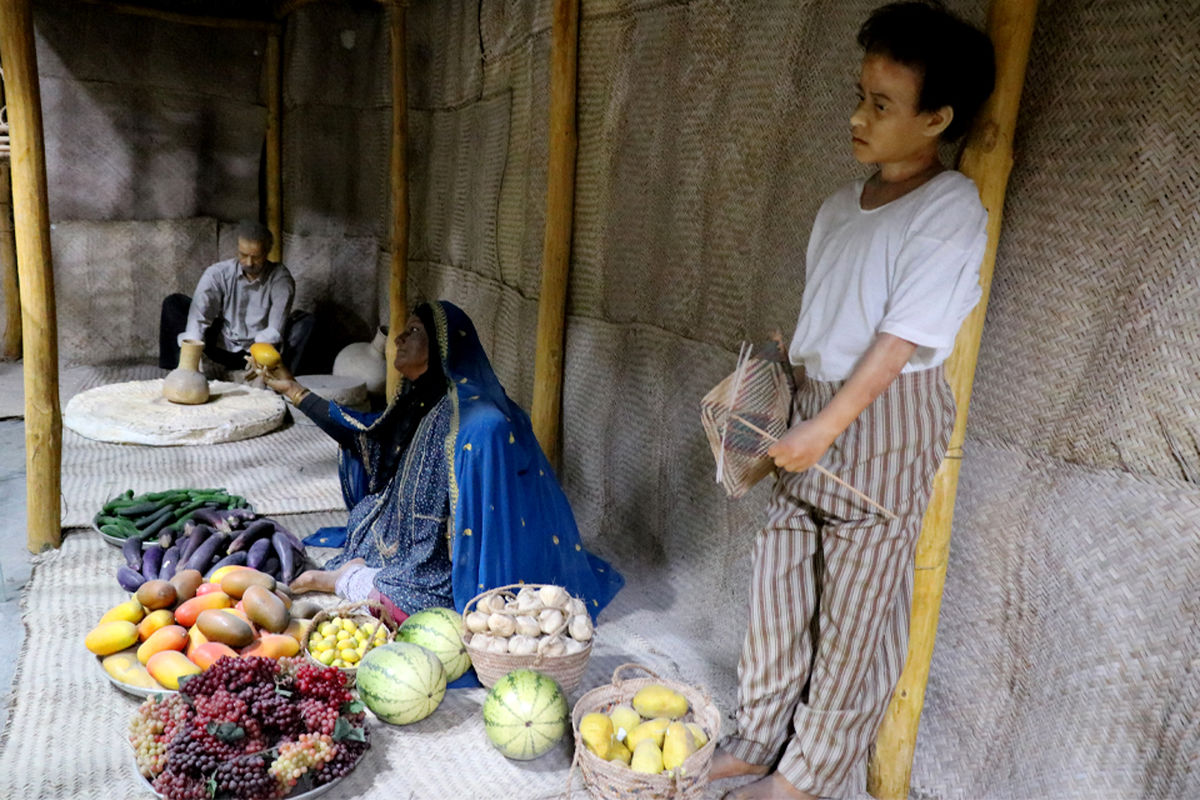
[
  {"left": 396, "top": 607, "right": 471, "bottom": 682},
  {"left": 357, "top": 641, "right": 446, "bottom": 725},
  {"left": 482, "top": 669, "right": 569, "bottom": 760}
]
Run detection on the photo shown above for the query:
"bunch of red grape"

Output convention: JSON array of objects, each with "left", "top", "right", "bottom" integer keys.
[{"left": 128, "top": 656, "right": 369, "bottom": 800}]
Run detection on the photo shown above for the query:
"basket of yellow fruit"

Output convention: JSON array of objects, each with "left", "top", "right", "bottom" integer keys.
[
  {"left": 302, "top": 600, "right": 398, "bottom": 678},
  {"left": 568, "top": 663, "right": 721, "bottom": 800}
]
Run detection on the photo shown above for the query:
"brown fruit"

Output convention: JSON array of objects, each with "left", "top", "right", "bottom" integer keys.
[
  {"left": 169, "top": 569, "right": 204, "bottom": 603},
  {"left": 195, "top": 608, "right": 255, "bottom": 648},
  {"left": 242, "top": 584, "right": 289, "bottom": 633},
  {"left": 136, "top": 580, "right": 177, "bottom": 611},
  {"left": 219, "top": 568, "right": 276, "bottom": 599}
]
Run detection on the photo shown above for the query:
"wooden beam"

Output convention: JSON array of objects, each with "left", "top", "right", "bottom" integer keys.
[
  {"left": 0, "top": 0, "right": 62, "bottom": 552},
  {"left": 384, "top": 0, "right": 408, "bottom": 400},
  {"left": 530, "top": 0, "right": 580, "bottom": 463},
  {"left": 867, "top": 1, "right": 1039, "bottom": 796},
  {"left": 265, "top": 30, "right": 283, "bottom": 262},
  {"left": 0, "top": 72, "right": 21, "bottom": 360},
  {"left": 78, "top": 0, "right": 279, "bottom": 32}
]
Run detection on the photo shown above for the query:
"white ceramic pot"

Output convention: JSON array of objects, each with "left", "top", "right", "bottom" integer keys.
[
  {"left": 333, "top": 326, "right": 387, "bottom": 396},
  {"left": 163, "top": 339, "right": 210, "bottom": 404}
]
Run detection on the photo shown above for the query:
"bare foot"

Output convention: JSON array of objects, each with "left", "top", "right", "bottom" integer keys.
[
  {"left": 720, "top": 772, "right": 817, "bottom": 800},
  {"left": 290, "top": 558, "right": 365, "bottom": 594},
  {"left": 710, "top": 748, "right": 770, "bottom": 781}
]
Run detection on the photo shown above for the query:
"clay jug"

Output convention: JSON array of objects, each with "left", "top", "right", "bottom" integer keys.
[
  {"left": 163, "top": 339, "right": 210, "bottom": 404},
  {"left": 333, "top": 326, "right": 388, "bottom": 397}
]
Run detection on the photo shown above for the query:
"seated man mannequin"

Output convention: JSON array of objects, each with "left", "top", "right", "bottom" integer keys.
[{"left": 159, "top": 220, "right": 312, "bottom": 374}]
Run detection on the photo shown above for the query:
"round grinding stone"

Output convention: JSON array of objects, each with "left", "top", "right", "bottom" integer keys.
[{"left": 64, "top": 379, "right": 287, "bottom": 446}]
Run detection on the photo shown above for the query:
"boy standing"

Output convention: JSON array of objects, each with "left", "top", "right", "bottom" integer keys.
[{"left": 712, "top": 4, "right": 995, "bottom": 799}]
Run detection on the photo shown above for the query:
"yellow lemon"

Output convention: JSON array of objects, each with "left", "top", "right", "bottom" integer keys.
[{"left": 315, "top": 650, "right": 335, "bottom": 666}]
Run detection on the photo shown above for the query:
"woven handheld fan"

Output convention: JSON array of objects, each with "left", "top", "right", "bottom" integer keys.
[{"left": 699, "top": 342, "right": 792, "bottom": 499}]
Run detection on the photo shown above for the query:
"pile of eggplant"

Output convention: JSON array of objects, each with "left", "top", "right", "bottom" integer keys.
[{"left": 116, "top": 507, "right": 308, "bottom": 592}]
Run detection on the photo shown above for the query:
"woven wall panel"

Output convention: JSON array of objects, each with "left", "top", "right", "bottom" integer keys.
[
  {"left": 283, "top": 3, "right": 390, "bottom": 110},
  {"left": 50, "top": 219, "right": 220, "bottom": 365},
  {"left": 970, "top": 0, "right": 1200, "bottom": 481},
  {"left": 407, "top": 0, "right": 484, "bottom": 110}
]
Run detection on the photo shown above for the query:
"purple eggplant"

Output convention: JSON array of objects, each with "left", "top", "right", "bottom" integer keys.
[
  {"left": 157, "top": 530, "right": 174, "bottom": 550},
  {"left": 228, "top": 519, "right": 275, "bottom": 553},
  {"left": 184, "top": 531, "right": 228, "bottom": 573},
  {"left": 261, "top": 556, "right": 281, "bottom": 581},
  {"left": 246, "top": 537, "right": 272, "bottom": 571},
  {"left": 122, "top": 534, "right": 144, "bottom": 570},
  {"left": 158, "top": 545, "right": 181, "bottom": 581},
  {"left": 270, "top": 521, "right": 306, "bottom": 555},
  {"left": 193, "top": 507, "right": 257, "bottom": 533},
  {"left": 141, "top": 544, "right": 165, "bottom": 581},
  {"left": 178, "top": 524, "right": 212, "bottom": 567},
  {"left": 117, "top": 566, "right": 146, "bottom": 592},
  {"left": 271, "top": 531, "right": 296, "bottom": 583},
  {"left": 204, "top": 550, "right": 247, "bottom": 580}
]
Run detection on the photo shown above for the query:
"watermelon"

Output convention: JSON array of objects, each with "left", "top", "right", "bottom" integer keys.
[
  {"left": 396, "top": 607, "right": 471, "bottom": 682},
  {"left": 357, "top": 641, "right": 446, "bottom": 725},
  {"left": 482, "top": 669, "right": 569, "bottom": 760}
]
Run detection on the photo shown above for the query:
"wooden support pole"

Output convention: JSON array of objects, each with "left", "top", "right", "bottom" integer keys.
[
  {"left": 384, "top": 0, "right": 409, "bottom": 400},
  {"left": 867, "top": 1, "right": 1039, "bottom": 796},
  {"left": 0, "top": 73, "right": 21, "bottom": 360},
  {"left": 0, "top": 0, "right": 62, "bottom": 552},
  {"left": 530, "top": 0, "right": 580, "bottom": 462},
  {"left": 265, "top": 30, "right": 283, "bottom": 262}
]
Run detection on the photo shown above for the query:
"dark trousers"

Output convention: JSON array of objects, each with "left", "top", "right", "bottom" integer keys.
[{"left": 159, "top": 293, "right": 315, "bottom": 374}]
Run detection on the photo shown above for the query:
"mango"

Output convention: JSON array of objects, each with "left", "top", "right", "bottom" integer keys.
[
  {"left": 609, "top": 703, "right": 641, "bottom": 742},
  {"left": 630, "top": 739, "right": 664, "bottom": 775},
  {"left": 101, "top": 649, "right": 161, "bottom": 690},
  {"left": 188, "top": 641, "right": 240, "bottom": 671},
  {"left": 137, "top": 608, "right": 176, "bottom": 641},
  {"left": 85, "top": 620, "right": 139, "bottom": 656},
  {"left": 685, "top": 722, "right": 708, "bottom": 750},
  {"left": 240, "top": 633, "right": 300, "bottom": 659},
  {"left": 136, "top": 579, "right": 177, "bottom": 611},
  {"left": 194, "top": 582, "right": 225, "bottom": 596},
  {"left": 137, "top": 625, "right": 189, "bottom": 665},
  {"left": 249, "top": 342, "right": 282, "bottom": 369},
  {"left": 196, "top": 608, "right": 255, "bottom": 648},
  {"left": 607, "top": 738, "right": 632, "bottom": 765},
  {"left": 632, "top": 684, "right": 689, "bottom": 720},
  {"left": 273, "top": 588, "right": 292, "bottom": 610},
  {"left": 242, "top": 584, "right": 289, "bottom": 633},
  {"left": 210, "top": 564, "right": 251, "bottom": 584},
  {"left": 220, "top": 568, "right": 275, "bottom": 599},
  {"left": 284, "top": 618, "right": 313, "bottom": 644},
  {"left": 174, "top": 591, "right": 232, "bottom": 627},
  {"left": 625, "top": 717, "right": 671, "bottom": 751},
  {"left": 661, "top": 721, "right": 697, "bottom": 773},
  {"left": 579, "top": 712, "right": 614, "bottom": 759},
  {"left": 185, "top": 625, "right": 209, "bottom": 657},
  {"left": 146, "top": 650, "right": 201, "bottom": 690},
  {"left": 99, "top": 596, "right": 145, "bottom": 625},
  {"left": 169, "top": 569, "right": 204, "bottom": 603}
]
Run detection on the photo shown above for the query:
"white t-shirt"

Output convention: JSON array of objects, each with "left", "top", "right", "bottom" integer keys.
[{"left": 787, "top": 170, "right": 987, "bottom": 381}]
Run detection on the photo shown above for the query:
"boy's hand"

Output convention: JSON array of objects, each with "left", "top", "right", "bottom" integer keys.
[{"left": 768, "top": 418, "right": 838, "bottom": 473}]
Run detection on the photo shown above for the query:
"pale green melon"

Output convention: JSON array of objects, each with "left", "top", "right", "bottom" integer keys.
[
  {"left": 357, "top": 641, "right": 446, "bottom": 725},
  {"left": 482, "top": 668, "right": 569, "bottom": 760},
  {"left": 396, "top": 607, "right": 472, "bottom": 682}
]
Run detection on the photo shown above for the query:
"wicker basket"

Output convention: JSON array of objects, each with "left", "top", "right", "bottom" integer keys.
[
  {"left": 568, "top": 663, "right": 722, "bottom": 800},
  {"left": 461, "top": 583, "right": 593, "bottom": 692},
  {"left": 300, "top": 600, "right": 399, "bottom": 681}
]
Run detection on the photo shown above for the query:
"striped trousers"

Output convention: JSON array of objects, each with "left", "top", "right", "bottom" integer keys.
[{"left": 724, "top": 367, "right": 955, "bottom": 798}]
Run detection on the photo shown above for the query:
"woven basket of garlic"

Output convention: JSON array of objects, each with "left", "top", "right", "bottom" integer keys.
[{"left": 460, "top": 583, "right": 594, "bottom": 692}]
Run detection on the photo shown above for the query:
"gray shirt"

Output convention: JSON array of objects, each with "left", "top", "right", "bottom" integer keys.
[{"left": 181, "top": 257, "right": 295, "bottom": 353}]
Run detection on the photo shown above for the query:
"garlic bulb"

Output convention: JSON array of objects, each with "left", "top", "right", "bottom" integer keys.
[
  {"left": 507, "top": 634, "right": 538, "bottom": 655},
  {"left": 514, "top": 615, "right": 541, "bottom": 639},
  {"left": 568, "top": 614, "right": 593, "bottom": 642},
  {"left": 538, "top": 607, "right": 565, "bottom": 635},
  {"left": 538, "top": 585, "right": 569, "bottom": 610},
  {"left": 537, "top": 634, "right": 566, "bottom": 657},
  {"left": 488, "top": 637, "right": 511, "bottom": 654},
  {"left": 563, "top": 637, "right": 588, "bottom": 655},
  {"left": 465, "top": 611, "right": 490, "bottom": 634},
  {"left": 504, "top": 600, "right": 521, "bottom": 615},
  {"left": 515, "top": 591, "right": 544, "bottom": 614},
  {"left": 488, "top": 612, "right": 516, "bottom": 638},
  {"left": 470, "top": 633, "right": 494, "bottom": 650},
  {"left": 485, "top": 594, "right": 509, "bottom": 614},
  {"left": 566, "top": 597, "right": 587, "bottom": 617}
]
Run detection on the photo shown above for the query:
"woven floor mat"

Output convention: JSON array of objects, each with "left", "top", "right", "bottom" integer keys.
[
  {"left": 56, "top": 364, "right": 343, "bottom": 527},
  {"left": 0, "top": 533, "right": 745, "bottom": 800}
]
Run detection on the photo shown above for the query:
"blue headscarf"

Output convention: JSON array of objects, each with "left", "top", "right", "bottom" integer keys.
[{"left": 312, "top": 301, "right": 624, "bottom": 617}]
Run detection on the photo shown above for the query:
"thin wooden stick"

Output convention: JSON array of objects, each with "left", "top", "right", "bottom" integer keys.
[
  {"left": 728, "top": 414, "right": 897, "bottom": 520},
  {"left": 384, "top": 0, "right": 409, "bottom": 400}
]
